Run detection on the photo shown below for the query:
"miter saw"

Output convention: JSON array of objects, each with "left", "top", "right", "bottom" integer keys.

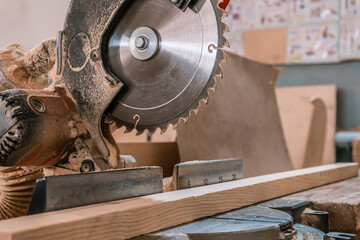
[
  {"left": 0, "top": 0, "right": 228, "bottom": 220},
  {"left": 0, "top": 0, "right": 356, "bottom": 239},
  {"left": 0, "top": 0, "right": 228, "bottom": 169}
]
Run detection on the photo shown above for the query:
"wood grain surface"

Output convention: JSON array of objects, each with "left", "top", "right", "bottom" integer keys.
[
  {"left": 118, "top": 142, "right": 180, "bottom": 178},
  {"left": 287, "top": 169, "right": 360, "bottom": 239},
  {"left": 242, "top": 28, "right": 288, "bottom": 64},
  {"left": 0, "top": 163, "right": 357, "bottom": 240},
  {"left": 276, "top": 85, "right": 337, "bottom": 169}
]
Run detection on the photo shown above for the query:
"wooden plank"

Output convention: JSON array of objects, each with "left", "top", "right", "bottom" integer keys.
[
  {"left": 177, "top": 52, "right": 293, "bottom": 178},
  {"left": 118, "top": 142, "right": 180, "bottom": 178},
  {"left": 286, "top": 170, "right": 360, "bottom": 239},
  {"left": 242, "top": 28, "right": 288, "bottom": 65},
  {"left": 353, "top": 138, "right": 360, "bottom": 165},
  {"left": 303, "top": 97, "right": 328, "bottom": 168},
  {"left": 0, "top": 163, "right": 357, "bottom": 240},
  {"left": 276, "top": 85, "right": 337, "bottom": 169}
]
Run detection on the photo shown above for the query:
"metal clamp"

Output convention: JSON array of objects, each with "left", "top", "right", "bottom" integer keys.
[{"left": 325, "top": 232, "right": 356, "bottom": 240}]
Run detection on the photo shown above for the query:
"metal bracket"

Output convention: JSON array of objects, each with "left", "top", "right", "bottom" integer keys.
[
  {"left": 27, "top": 167, "right": 163, "bottom": 215},
  {"left": 173, "top": 158, "right": 243, "bottom": 190}
]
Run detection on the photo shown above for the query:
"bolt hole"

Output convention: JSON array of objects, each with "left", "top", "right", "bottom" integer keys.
[
  {"left": 30, "top": 98, "right": 46, "bottom": 113},
  {"left": 80, "top": 160, "right": 95, "bottom": 173}
]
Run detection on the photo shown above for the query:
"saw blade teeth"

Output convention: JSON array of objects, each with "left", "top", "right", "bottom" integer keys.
[
  {"left": 183, "top": 118, "right": 189, "bottom": 124},
  {"left": 219, "top": 63, "right": 225, "bottom": 79},
  {"left": 191, "top": 108, "right": 199, "bottom": 116},
  {"left": 222, "top": 22, "right": 230, "bottom": 33},
  {"left": 136, "top": 129, "right": 147, "bottom": 136},
  {"left": 115, "top": 0, "right": 229, "bottom": 134},
  {"left": 160, "top": 127, "right": 168, "bottom": 135},
  {"left": 218, "top": 49, "right": 227, "bottom": 63},
  {"left": 124, "top": 127, "right": 133, "bottom": 134},
  {"left": 148, "top": 129, "right": 156, "bottom": 137},
  {"left": 201, "top": 96, "right": 210, "bottom": 105},
  {"left": 223, "top": 52, "right": 228, "bottom": 63},
  {"left": 225, "top": 24, "right": 230, "bottom": 33}
]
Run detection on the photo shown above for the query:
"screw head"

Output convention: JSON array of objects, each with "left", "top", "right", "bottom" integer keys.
[
  {"left": 30, "top": 98, "right": 46, "bottom": 113},
  {"left": 80, "top": 160, "right": 95, "bottom": 173},
  {"left": 135, "top": 36, "right": 148, "bottom": 50}
]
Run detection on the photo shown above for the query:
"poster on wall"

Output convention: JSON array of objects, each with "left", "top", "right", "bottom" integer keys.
[
  {"left": 239, "top": 0, "right": 257, "bottom": 29},
  {"left": 340, "top": 19, "right": 360, "bottom": 59},
  {"left": 288, "top": 24, "right": 339, "bottom": 63},
  {"left": 255, "top": 0, "right": 289, "bottom": 28},
  {"left": 225, "top": 0, "right": 289, "bottom": 30},
  {"left": 341, "top": 0, "right": 360, "bottom": 17},
  {"left": 290, "top": 0, "right": 339, "bottom": 24}
]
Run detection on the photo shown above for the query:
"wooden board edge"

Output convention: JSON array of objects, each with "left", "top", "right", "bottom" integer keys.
[{"left": 0, "top": 163, "right": 357, "bottom": 240}]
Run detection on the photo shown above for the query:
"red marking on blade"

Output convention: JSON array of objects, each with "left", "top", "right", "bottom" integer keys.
[{"left": 219, "top": 0, "right": 230, "bottom": 10}]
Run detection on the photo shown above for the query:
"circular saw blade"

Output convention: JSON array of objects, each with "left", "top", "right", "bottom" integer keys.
[{"left": 106, "top": 0, "right": 228, "bottom": 134}]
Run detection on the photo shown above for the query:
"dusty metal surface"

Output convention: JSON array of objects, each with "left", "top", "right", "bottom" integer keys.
[
  {"left": 0, "top": 167, "right": 43, "bottom": 220},
  {"left": 27, "top": 166, "right": 163, "bottom": 215},
  {"left": 0, "top": 44, "right": 52, "bottom": 91},
  {"left": 173, "top": 158, "right": 243, "bottom": 190},
  {"left": 0, "top": 88, "right": 78, "bottom": 166},
  {"left": 54, "top": 0, "right": 126, "bottom": 166}
]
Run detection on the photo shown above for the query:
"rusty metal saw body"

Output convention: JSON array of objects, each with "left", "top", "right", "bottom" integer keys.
[{"left": 0, "top": 0, "right": 228, "bottom": 168}]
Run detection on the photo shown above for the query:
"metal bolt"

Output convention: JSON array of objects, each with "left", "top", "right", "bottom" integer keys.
[
  {"left": 130, "top": 27, "right": 159, "bottom": 61},
  {"left": 135, "top": 36, "right": 148, "bottom": 50},
  {"left": 30, "top": 98, "right": 46, "bottom": 113},
  {"left": 80, "top": 160, "right": 94, "bottom": 173}
]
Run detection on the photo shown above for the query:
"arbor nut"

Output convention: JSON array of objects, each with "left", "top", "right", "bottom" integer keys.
[
  {"left": 80, "top": 160, "right": 95, "bottom": 173},
  {"left": 29, "top": 98, "right": 46, "bottom": 113},
  {"left": 130, "top": 27, "right": 159, "bottom": 61}
]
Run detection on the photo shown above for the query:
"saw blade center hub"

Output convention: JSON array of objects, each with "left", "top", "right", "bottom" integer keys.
[
  {"left": 130, "top": 27, "right": 159, "bottom": 61},
  {"left": 135, "top": 36, "right": 149, "bottom": 50}
]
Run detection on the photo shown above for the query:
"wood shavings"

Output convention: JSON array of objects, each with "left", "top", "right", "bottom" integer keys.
[
  {"left": 0, "top": 39, "right": 56, "bottom": 91},
  {"left": 0, "top": 167, "right": 43, "bottom": 220}
]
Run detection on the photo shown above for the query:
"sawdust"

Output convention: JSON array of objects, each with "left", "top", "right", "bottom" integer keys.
[
  {"left": 0, "top": 40, "right": 57, "bottom": 221},
  {"left": 163, "top": 177, "right": 173, "bottom": 192},
  {"left": 0, "top": 167, "right": 43, "bottom": 220},
  {"left": 0, "top": 40, "right": 56, "bottom": 91}
]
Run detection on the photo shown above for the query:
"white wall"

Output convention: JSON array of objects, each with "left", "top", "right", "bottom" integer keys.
[{"left": 0, "top": 0, "right": 71, "bottom": 50}]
